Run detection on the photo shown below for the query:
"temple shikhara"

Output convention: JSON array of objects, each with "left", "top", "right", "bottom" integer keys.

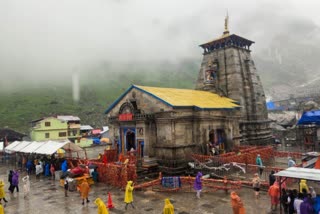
[
  {"left": 105, "top": 16, "right": 271, "bottom": 173},
  {"left": 195, "top": 15, "right": 271, "bottom": 145}
]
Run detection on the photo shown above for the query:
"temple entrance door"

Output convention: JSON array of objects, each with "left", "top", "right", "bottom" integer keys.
[
  {"left": 137, "top": 140, "right": 144, "bottom": 159},
  {"left": 209, "top": 130, "right": 215, "bottom": 144},
  {"left": 126, "top": 130, "right": 136, "bottom": 152},
  {"left": 216, "top": 129, "right": 226, "bottom": 152},
  {"left": 208, "top": 130, "right": 216, "bottom": 155}
]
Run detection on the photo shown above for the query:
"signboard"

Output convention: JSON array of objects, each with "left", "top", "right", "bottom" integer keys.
[{"left": 119, "top": 113, "right": 133, "bottom": 121}]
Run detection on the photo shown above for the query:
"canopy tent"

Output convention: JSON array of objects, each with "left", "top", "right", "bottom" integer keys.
[
  {"left": 274, "top": 167, "right": 320, "bottom": 182},
  {"left": 274, "top": 167, "right": 320, "bottom": 213},
  {"left": 297, "top": 110, "right": 320, "bottom": 126},
  {"left": 5, "top": 140, "right": 83, "bottom": 155},
  {"left": 5, "top": 141, "right": 30, "bottom": 152},
  {"left": 19, "top": 141, "right": 44, "bottom": 153}
]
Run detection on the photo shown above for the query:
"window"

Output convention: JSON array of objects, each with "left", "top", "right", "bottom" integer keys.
[
  {"left": 45, "top": 133, "right": 50, "bottom": 138},
  {"left": 45, "top": 122, "right": 51, "bottom": 127},
  {"left": 59, "top": 132, "right": 67, "bottom": 137},
  {"left": 204, "top": 61, "right": 218, "bottom": 83}
]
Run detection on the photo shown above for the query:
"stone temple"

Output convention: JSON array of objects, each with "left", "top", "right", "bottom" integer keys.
[
  {"left": 195, "top": 16, "right": 271, "bottom": 145},
  {"left": 105, "top": 17, "right": 271, "bottom": 173}
]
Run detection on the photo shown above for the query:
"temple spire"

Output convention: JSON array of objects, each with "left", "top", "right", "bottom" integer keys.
[{"left": 223, "top": 11, "right": 229, "bottom": 36}]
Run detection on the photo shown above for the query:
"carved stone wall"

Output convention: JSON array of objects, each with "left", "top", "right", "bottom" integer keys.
[
  {"left": 195, "top": 46, "right": 271, "bottom": 144},
  {"left": 107, "top": 87, "right": 241, "bottom": 170}
]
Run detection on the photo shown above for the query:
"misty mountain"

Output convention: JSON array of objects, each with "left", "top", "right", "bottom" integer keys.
[
  {"left": 0, "top": 59, "right": 200, "bottom": 133},
  {"left": 255, "top": 19, "right": 320, "bottom": 100},
  {"left": 1, "top": 14, "right": 320, "bottom": 133}
]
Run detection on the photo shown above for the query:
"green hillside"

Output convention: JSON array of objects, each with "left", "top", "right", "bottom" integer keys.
[{"left": 0, "top": 60, "right": 199, "bottom": 134}]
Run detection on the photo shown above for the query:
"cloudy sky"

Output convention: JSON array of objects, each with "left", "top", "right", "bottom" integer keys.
[{"left": 0, "top": 0, "right": 319, "bottom": 85}]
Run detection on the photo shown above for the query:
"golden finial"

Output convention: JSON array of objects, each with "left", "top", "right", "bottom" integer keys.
[{"left": 223, "top": 10, "right": 229, "bottom": 36}]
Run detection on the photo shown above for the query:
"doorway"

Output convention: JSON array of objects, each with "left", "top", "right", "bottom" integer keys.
[
  {"left": 126, "top": 130, "right": 136, "bottom": 151},
  {"left": 137, "top": 140, "right": 144, "bottom": 159}
]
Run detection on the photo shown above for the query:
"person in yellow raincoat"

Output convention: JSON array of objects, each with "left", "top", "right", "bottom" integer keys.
[
  {"left": 0, "top": 180, "right": 8, "bottom": 204},
  {"left": 0, "top": 203, "right": 4, "bottom": 214},
  {"left": 80, "top": 179, "right": 90, "bottom": 205},
  {"left": 124, "top": 180, "right": 134, "bottom": 210},
  {"left": 94, "top": 197, "right": 109, "bottom": 214},
  {"left": 163, "top": 198, "right": 174, "bottom": 214},
  {"left": 299, "top": 179, "right": 309, "bottom": 194},
  {"left": 230, "top": 191, "right": 245, "bottom": 214}
]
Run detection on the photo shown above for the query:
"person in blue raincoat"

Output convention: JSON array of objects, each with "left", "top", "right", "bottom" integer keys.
[
  {"left": 44, "top": 163, "right": 50, "bottom": 176},
  {"left": 26, "top": 160, "right": 33, "bottom": 175},
  {"left": 256, "top": 154, "right": 263, "bottom": 176},
  {"left": 91, "top": 168, "right": 99, "bottom": 183},
  {"left": 61, "top": 160, "right": 68, "bottom": 173}
]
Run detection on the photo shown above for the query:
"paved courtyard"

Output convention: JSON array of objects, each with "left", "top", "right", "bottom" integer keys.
[{"left": 0, "top": 165, "right": 276, "bottom": 214}]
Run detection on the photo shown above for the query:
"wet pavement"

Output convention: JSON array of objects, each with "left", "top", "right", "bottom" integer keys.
[
  {"left": 0, "top": 166, "right": 275, "bottom": 214},
  {"left": 2, "top": 145, "right": 300, "bottom": 213}
]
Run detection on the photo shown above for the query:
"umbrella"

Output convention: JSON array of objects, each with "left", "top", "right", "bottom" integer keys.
[
  {"left": 100, "top": 138, "right": 110, "bottom": 143},
  {"left": 57, "top": 148, "right": 65, "bottom": 154}
]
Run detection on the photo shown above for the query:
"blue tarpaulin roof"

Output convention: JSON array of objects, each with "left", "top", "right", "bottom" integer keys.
[
  {"left": 297, "top": 110, "right": 320, "bottom": 125},
  {"left": 266, "top": 101, "right": 275, "bottom": 110},
  {"left": 266, "top": 101, "right": 286, "bottom": 110}
]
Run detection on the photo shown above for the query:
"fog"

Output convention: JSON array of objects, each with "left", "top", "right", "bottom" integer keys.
[{"left": 0, "top": 0, "right": 319, "bottom": 89}]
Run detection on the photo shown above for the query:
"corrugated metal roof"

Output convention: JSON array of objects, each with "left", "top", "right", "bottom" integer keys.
[
  {"left": 136, "top": 85, "right": 239, "bottom": 109},
  {"left": 274, "top": 167, "right": 320, "bottom": 181},
  {"left": 57, "top": 115, "right": 80, "bottom": 121},
  {"left": 80, "top": 125, "right": 94, "bottom": 130}
]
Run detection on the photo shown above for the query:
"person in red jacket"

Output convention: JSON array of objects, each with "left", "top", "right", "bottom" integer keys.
[{"left": 268, "top": 181, "right": 280, "bottom": 212}]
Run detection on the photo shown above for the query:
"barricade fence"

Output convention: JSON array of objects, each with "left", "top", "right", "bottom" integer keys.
[
  {"left": 190, "top": 145, "right": 303, "bottom": 187},
  {"left": 134, "top": 173, "right": 269, "bottom": 193}
]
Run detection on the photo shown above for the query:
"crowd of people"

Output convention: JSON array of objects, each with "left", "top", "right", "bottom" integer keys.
[
  {"left": 1, "top": 151, "right": 319, "bottom": 214},
  {"left": 261, "top": 169, "right": 318, "bottom": 214},
  {"left": 279, "top": 179, "right": 316, "bottom": 214}
]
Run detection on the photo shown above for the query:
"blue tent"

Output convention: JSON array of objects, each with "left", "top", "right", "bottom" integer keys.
[
  {"left": 92, "top": 137, "right": 101, "bottom": 145},
  {"left": 266, "top": 101, "right": 275, "bottom": 110},
  {"left": 266, "top": 101, "right": 286, "bottom": 110},
  {"left": 297, "top": 110, "right": 320, "bottom": 125}
]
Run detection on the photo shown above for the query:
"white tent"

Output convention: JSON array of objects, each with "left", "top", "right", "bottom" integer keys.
[
  {"left": 5, "top": 141, "right": 30, "bottom": 152},
  {"left": 274, "top": 167, "right": 320, "bottom": 181},
  {"left": 5, "top": 140, "right": 83, "bottom": 155}
]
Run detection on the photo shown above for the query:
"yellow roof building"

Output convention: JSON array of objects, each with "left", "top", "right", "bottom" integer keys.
[{"left": 105, "top": 85, "right": 239, "bottom": 114}]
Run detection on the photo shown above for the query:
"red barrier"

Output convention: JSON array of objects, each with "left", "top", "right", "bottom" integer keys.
[
  {"left": 273, "top": 151, "right": 302, "bottom": 159},
  {"left": 134, "top": 175, "right": 272, "bottom": 193},
  {"left": 191, "top": 146, "right": 274, "bottom": 165},
  {"left": 84, "top": 161, "right": 137, "bottom": 188}
]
